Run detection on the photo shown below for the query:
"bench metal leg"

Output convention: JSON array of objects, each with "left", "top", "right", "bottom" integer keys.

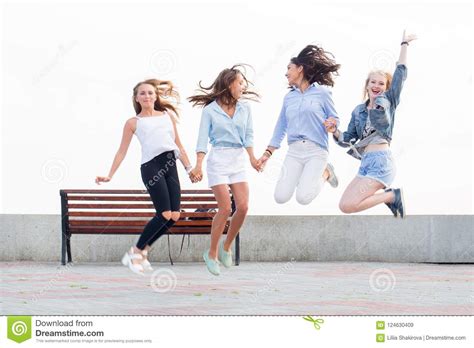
[
  {"left": 60, "top": 190, "right": 70, "bottom": 265},
  {"left": 235, "top": 233, "right": 240, "bottom": 266},
  {"left": 67, "top": 235, "right": 72, "bottom": 263},
  {"left": 61, "top": 230, "right": 67, "bottom": 265}
]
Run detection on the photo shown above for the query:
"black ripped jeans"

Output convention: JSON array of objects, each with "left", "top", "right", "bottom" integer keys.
[{"left": 136, "top": 151, "right": 181, "bottom": 250}]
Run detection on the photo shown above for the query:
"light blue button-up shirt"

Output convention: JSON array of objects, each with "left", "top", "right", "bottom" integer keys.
[
  {"left": 196, "top": 100, "right": 254, "bottom": 154},
  {"left": 269, "top": 84, "right": 339, "bottom": 151}
]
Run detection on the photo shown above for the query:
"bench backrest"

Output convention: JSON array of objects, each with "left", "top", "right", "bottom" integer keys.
[{"left": 60, "top": 189, "right": 230, "bottom": 235}]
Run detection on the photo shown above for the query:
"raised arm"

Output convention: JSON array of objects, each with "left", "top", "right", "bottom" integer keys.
[
  {"left": 385, "top": 30, "right": 417, "bottom": 106},
  {"left": 398, "top": 29, "right": 417, "bottom": 66},
  {"left": 95, "top": 118, "right": 135, "bottom": 184}
]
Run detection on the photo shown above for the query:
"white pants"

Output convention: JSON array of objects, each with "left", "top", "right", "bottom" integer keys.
[{"left": 274, "top": 140, "right": 328, "bottom": 205}]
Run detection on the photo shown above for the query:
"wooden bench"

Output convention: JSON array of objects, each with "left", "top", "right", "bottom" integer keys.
[{"left": 59, "top": 189, "right": 239, "bottom": 266}]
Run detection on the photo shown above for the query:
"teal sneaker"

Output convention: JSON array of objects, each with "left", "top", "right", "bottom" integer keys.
[
  {"left": 218, "top": 241, "right": 233, "bottom": 268},
  {"left": 203, "top": 249, "right": 220, "bottom": 276}
]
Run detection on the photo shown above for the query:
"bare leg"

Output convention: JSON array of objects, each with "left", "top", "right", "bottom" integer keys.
[
  {"left": 223, "top": 182, "right": 249, "bottom": 251},
  {"left": 339, "top": 177, "right": 395, "bottom": 213},
  {"left": 208, "top": 185, "right": 232, "bottom": 259}
]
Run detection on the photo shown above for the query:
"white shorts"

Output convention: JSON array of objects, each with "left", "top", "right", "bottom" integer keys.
[{"left": 207, "top": 147, "right": 247, "bottom": 188}]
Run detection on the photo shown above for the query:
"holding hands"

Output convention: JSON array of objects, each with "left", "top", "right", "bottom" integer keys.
[
  {"left": 255, "top": 147, "right": 275, "bottom": 172},
  {"left": 323, "top": 117, "right": 338, "bottom": 133},
  {"left": 256, "top": 153, "right": 270, "bottom": 172},
  {"left": 189, "top": 166, "right": 202, "bottom": 183},
  {"left": 250, "top": 156, "right": 263, "bottom": 172}
]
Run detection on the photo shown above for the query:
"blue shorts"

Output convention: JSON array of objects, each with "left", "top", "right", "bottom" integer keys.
[{"left": 357, "top": 150, "right": 396, "bottom": 188}]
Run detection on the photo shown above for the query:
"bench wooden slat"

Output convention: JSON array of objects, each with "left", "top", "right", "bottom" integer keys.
[
  {"left": 69, "top": 227, "right": 224, "bottom": 234},
  {"left": 62, "top": 189, "right": 213, "bottom": 194},
  {"left": 68, "top": 212, "right": 216, "bottom": 218},
  {"left": 66, "top": 195, "right": 217, "bottom": 202},
  {"left": 68, "top": 203, "right": 218, "bottom": 209},
  {"left": 69, "top": 220, "right": 213, "bottom": 227}
]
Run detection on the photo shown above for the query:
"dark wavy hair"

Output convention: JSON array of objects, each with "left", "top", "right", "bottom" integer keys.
[
  {"left": 290, "top": 45, "right": 340, "bottom": 87},
  {"left": 187, "top": 64, "right": 260, "bottom": 107}
]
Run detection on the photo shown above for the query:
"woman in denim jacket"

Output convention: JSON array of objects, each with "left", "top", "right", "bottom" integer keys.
[{"left": 325, "top": 30, "right": 416, "bottom": 218}]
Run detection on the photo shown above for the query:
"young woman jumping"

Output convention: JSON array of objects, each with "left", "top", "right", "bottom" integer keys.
[
  {"left": 257, "top": 44, "right": 341, "bottom": 206},
  {"left": 96, "top": 79, "right": 193, "bottom": 274},
  {"left": 324, "top": 30, "right": 417, "bottom": 218},
  {"left": 188, "top": 65, "right": 260, "bottom": 276}
]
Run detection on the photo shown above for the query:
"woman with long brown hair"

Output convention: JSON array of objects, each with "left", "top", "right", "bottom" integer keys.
[
  {"left": 188, "top": 65, "right": 260, "bottom": 276},
  {"left": 96, "top": 79, "right": 193, "bottom": 275},
  {"left": 257, "top": 45, "right": 340, "bottom": 206}
]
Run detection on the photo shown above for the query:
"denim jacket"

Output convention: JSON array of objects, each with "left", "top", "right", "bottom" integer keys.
[{"left": 335, "top": 64, "right": 407, "bottom": 158}]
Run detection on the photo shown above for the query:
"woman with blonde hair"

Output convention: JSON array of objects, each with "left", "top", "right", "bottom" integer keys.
[
  {"left": 325, "top": 30, "right": 417, "bottom": 217},
  {"left": 96, "top": 79, "right": 193, "bottom": 274}
]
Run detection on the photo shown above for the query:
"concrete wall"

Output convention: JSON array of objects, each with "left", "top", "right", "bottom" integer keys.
[{"left": 0, "top": 215, "right": 472, "bottom": 263}]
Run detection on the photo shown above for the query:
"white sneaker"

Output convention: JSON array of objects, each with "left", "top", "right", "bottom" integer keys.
[
  {"left": 141, "top": 250, "right": 154, "bottom": 271},
  {"left": 121, "top": 247, "right": 144, "bottom": 275}
]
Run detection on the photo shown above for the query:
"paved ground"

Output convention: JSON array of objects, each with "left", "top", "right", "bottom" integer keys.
[{"left": 1, "top": 261, "right": 473, "bottom": 315}]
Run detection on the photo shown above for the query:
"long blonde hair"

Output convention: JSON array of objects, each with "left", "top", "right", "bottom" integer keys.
[
  {"left": 362, "top": 70, "right": 393, "bottom": 101},
  {"left": 132, "top": 79, "right": 180, "bottom": 116}
]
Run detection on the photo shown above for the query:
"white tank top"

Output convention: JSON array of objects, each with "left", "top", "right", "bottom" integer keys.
[{"left": 134, "top": 112, "right": 180, "bottom": 164}]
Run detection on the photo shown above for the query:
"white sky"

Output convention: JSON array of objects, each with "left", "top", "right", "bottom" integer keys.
[{"left": 1, "top": 0, "right": 472, "bottom": 215}]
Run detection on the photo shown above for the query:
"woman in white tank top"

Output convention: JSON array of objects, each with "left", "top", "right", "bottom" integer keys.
[{"left": 96, "top": 79, "right": 194, "bottom": 275}]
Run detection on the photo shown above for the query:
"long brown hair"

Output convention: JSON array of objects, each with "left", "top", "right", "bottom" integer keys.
[
  {"left": 132, "top": 79, "right": 180, "bottom": 116},
  {"left": 290, "top": 45, "right": 340, "bottom": 87},
  {"left": 187, "top": 64, "right": 260, "bottom": 107}
]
